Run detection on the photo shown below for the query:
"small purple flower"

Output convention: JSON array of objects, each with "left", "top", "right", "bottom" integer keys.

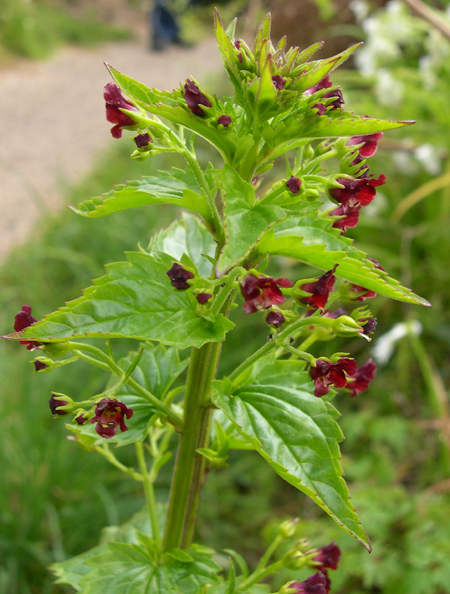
[
  {"left": 14, "top": 305, "right": 43, "bottom": 351},
  {"left": 34, "top": 360, "right": 49, "bottom": 372},
  {"left": 90, "top": 398, "right": 133, "bottom": 439},
  {"left": 235, "top": 40, "right": 242, "bottom": 63},
  {"left": 309, "top": 75, "right": 344, "bottom": 114},
  {"left": 286, "top": 176, "right": 302, "bottom": 194},
  {"left": 313, "top": 542, "right": 341, "bottom": 571},
  {"left": 312, "top": 103, "right": 326, "bottom": 115},
  {"left": 167, "top": 263, "right": 194, "bottom": 290},
  {"left": 306, "top": 75, "right": 333, "bottom": 95},
  {"left": 104, "top": 82, "right": 138, "bottom": 139},
  {"left": 184, "top": 79, "right": 212, "bottom": 116},
  {"left": 218, "top": 115, "right": 232, "bottom": 127},
  {"left": 272, "top": 75, "right": 286, "bottom": 90},
  {"left": 75, "top": 414, "right": 88, "bottom": 425},
  {"left": 49, "top": 394, "right": 69, "bottom": 416},
  {"left": 266, "top": 311, "right": 286, "bottom": 328},
  {"left": 241, "top": 275, "right": 293, "bottom": 315},
  {"left": 349, "top": 284, "right": 377, "bottom": 301},
  {"left": 310, "top": 357, "right": 358, "bottom": 397},
  {"left": 329, "top": 175, "right": 386, "bottom": 209},
  {"left": 196, "top": 292, "right": 212, "bottom": 305},
  {"left": 291, "top": 571, "right": 328, "bottom": 594},
  {"left": 331, "top": 204, "right": 361, "bottom": 234},
  {"left": 347, "top": 359, "right": 377, "bottom": 397},
  {"left": 347, "top": 133, "right": 383, "bottom": 158},
  {"left": 362, "top": 317, "right": 377, "bottom": 335},
  {"left": 299, "top": 265, "right": 338, "bottom": 311},
  {"left": 134, "top": 133, "right": 152, "bottom": 148}
]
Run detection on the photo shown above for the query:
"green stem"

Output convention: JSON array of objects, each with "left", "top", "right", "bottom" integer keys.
[
  {"left": 96, "top": 444, "right": 142, "bottom": 481},
  {"left": 136, "top": 442, "right": 161, "bottom": 547},
  {"left": 239, "top": 560, "right": 285, "bottom": 591},
  {"left": 254, "top": 535, "right": 283, "bottom": 574},
  {"left": 297, "top": 333, "right": 318, "bottom": 352}
]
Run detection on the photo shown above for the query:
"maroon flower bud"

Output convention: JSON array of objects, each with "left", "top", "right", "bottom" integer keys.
[
  {"left": 291, "top": 571, "right": 328, "bottom": 594},
  {"left": 75, "top": 414, "right": 88, "bottom": 425},
  {"left": 286, "top": 176, "right": 302, "bottom": 194},
  {"left": 272, "top": 75, "right": 286, "bottom": 90},
  {"left": 299, "top": 265, "right": 338, "bottom": 311},
  {"left": 312, "top": 103, "right": 326, "bottom": 115},
  {"left": 323, "top": 87, "right": 344, "bottom": 110},
  {"left": 349, "top": 284, "right": 377, "bottom": 301},
  {"left": 196, "top": 292, "right": 212, "bottom": 304},
  {"left": 90, "top": 398, "right": 133, "bottom": 439},
  {"left": 104, "top": 82, "right": 138, "bottom": 139},
  {"left": 34, "top": 360, "right": 49, "bottom": 372},
  {"left": 306, "top": 75, "right": 333, "bottom": 95},
  {"left": 49, "top": 394, "right": 69, "bottom": 416},
  {"left": 310, "top": 357, "right": 358, "bottom": 397},
  {"left": 235, "top": 40, "right": 242, "bottom": 63},
  {"left": 134, "top": 133, "right": 152, "bottom": 148},
  {"left": 14, "top": 305, "right": 43, "bottom": 350},
  {"left": 266, "top": 311, "right": 286, "bottom": 328},
  {"left": 331, "top": 204, "right": 361, "bottom": 233},
  {"left": 329, "top": 175, "right": 386, "bottom": 209},
  {"left": 347, "top": 132, "right": 383, "bottom": 158},
  {"left": 184, "top": 79, "right": 212, "bottom": 116},
  {"left": 167, "top": 263, "right": 194, "bottom": 290},
  {"left": 241, "top": 274, "right": 293, "bottom": 315},
  {"left": 218, "top": 115, "right": 232, "bottom": 127},
  {"left": 324, "top": 307, "right": 347, "bottom": 319},
  {"left": 362, "top": 317, "right": 377, "bottom": 335},
  {"left": 368, "top": 257, "right": 386, "bottom": 272},
  {"left": 314, "top": 542, "right": 341, "bottom": 570},
  {"left": 347, "top": 359, "right": 377, "bottom": 397}
]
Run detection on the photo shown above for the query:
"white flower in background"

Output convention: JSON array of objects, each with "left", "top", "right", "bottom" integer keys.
[
  {"left": 376, "top": 69, "right": 404, "bottom": 106},
  {"left": 393, "top": 150, "right": 419, "bottom": 175},
  {"left": 372, "top": 320, "right": 422, "bottom": 365},
  {"left": 350, "top": 0, "right": 369, "bottom": 23},
  {"left": 415, "top": 144, "right": 442, "bottom": 175}
]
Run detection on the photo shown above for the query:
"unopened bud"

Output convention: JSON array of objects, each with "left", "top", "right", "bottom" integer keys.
[
  {"left": 333, "top": 315, "right": 364, "bottom": 337},
  {"left": 43, "top": 342, "right": 69, "bottom": 358},
  {"left": 33, "top": 357, "right": 53, "bottom": 372},
  {"left": 278, "top": 518, "right": 298, "bottom": 539}
]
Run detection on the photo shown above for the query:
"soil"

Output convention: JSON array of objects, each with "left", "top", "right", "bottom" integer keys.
[{"left": 0, "top": 35, "right": 222, "bottom": 260}]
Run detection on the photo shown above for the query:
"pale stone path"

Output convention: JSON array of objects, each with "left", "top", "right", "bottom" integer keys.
[{"left": 0, "top": 38, "right": 222, "bottom": 260}]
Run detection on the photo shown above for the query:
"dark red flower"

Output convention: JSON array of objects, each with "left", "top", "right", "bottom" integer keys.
[
  {"left": 49, "top": 394, "right": 69, "bottom": 416},
  {"left": 347, "top": 359, "right": 377, "bottom": 397},
  {"left": 347, "top": 133, "right": 383, "bottom": 158},
  {"left": 196, "top": 292, "right": 212, "bottom": 304},
  {"left": 312, "top": 103, "right": 326, "bottom": 115},
  {"left": 272, "top": 75, "right": 286, "bottom": 90},
  {"left": 134, "top": 133, "right": 152, "bottom": 148},
  {"left": 306, "top": 75, "right": 333, "bottom": 94},
  {"left": 235, "top": 41, "right": 242, "bottom": 62},
  {"left": 314, "top": 542, "right": 341, "bottom": 571},
  {"left": 90, "top": 398, "right": 133, "bottom": 439},
  {"left": 291, "top": 571, "right": 328, "bottom": 594},
  {"left": 184, "top": 79, "right": 212, "bottom": 116},
  {"left": 241, "top": 274, "right": 293, "bottom": 315},
  {"left": 329, "top": 175, "right": 386, "bottom": 209},
  {"left": 14, "top": 305, "right": 43, "bottom": 350},
  {"left": 331, "top": 204, "right": 361, "bottom": 233},
  {"left": 349, "top": 284, "right": 377, "bottom": 301},
  {"left": 323, "top": 88, "right": 344, "bottom": 110},
  {"left": 266, "top": 311, "right": 286, "bottom": 328},
  {"left": 286, "top": 176, "right": 302, "bottom": 193},
  {"left": 362, "top": 317, "right": 377, "bottom": 335},
  {"left": 167, "top": 263, "right": 194, "bottom": 290},
  {"left": 310, "top": 357, "right": 358, "bottom": 397},
  {"left": 75, "top": 414, "right": 88, "bottom": 425},
  {"left": 299, "top": 265, "right": 338, "bottom": 311},
  {"left": 34, "top": 360, "right": 49, "bottom": 371},
  {"left": 104, "top": 82, "right": 138, "bottom": 139},
  {"left": 218, "top": 115, "right": 232, "bottom": 127}
]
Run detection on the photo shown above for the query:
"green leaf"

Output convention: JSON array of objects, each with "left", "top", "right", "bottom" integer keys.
[
  {"left": 11, "top": 251, "right": 234, "bottom": 349},
  {"left": 78, "top": 542, "right": 221, "bottom": 594},
  {"left": 212, "top": 357, "right": 371, "bottom": 550},
  {"left": 68, "top": 343, "right": 188, "bottom": 446},
  {"left": 148, "top": 214, "right": 217, "bottom": 278},
  {"left": 70, "top": 166, "right": 212, "bottom": 222},
  {"left": 254, "top": 216, "right": 429, "bottom": 306}
]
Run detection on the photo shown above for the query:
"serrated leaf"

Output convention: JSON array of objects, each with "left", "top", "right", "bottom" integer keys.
[
  {"left": 68, "top": 343, "right": 187, "bottom": 446},
  {"left": 9, "top": 251, "right": 234, "bottom": 349},
  {"left": 78, "top": 542, "right": 221, "bottom": 594},
  {"left": 212, "top": 357, "right": 371, "bottom": 550},
  {"left": 70, "top": 166, "right": 212, "bottom": 222},
  {"left": 253, "top": 216, "right": 429, "bottom": 306},
  {"left": 148, "top": 214, "right": 217, "bottom": 278}
]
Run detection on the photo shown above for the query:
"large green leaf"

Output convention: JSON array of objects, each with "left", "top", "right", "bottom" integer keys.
[
  {"left": 71, "top": 166, "right": 212, "bottom": 222},
  {"left": 10, "top": 251, "right": 234, "bottom": 349},
  {"left": 253, "top": 216, "right": 430, "bottom": 306},
  {"left": 212, "top": 357, "right": 371, "bottom": 550},
  {"left": 148, "top": 214, "right": 216, "bottom": 278},
  {"left": 68, "top": 343, "right": 188, "bottom": 447},
  {"left": 78, "top": 541, "right": 221, "bottom": 594}
]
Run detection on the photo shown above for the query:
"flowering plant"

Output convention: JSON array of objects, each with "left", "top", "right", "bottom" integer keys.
[{"left": 3, "top": 11, "right": 429, "bottom": 594}]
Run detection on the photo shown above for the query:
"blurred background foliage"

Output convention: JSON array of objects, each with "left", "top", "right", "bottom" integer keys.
[{"left": 1, "top": 0, "right": 450, "bottom": 593}]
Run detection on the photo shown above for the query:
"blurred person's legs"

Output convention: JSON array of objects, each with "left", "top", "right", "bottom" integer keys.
[{"left": 150, "top": 0, "right": 181, "bottom": 51}]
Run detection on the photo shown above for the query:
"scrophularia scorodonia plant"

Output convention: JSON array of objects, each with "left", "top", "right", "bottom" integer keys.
[{"left": 3, "top": 11, "right": 429, "bottom": 593}]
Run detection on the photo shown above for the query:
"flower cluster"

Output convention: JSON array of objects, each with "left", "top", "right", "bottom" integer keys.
[
  {"left": 310, "top": 357, "right": 376, "bottom": 397},
  {"left": 240, "top": 274, "right": 292, "bottom": 315},
  {"left": 306, "top": 75, "right": 344, "bottom": 116},
  {"left": 291, "top": 542, "right": 341, "bottom": 594}
]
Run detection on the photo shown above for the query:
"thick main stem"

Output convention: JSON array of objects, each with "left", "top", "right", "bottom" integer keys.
[{"left": 162, "top": 339, "right": 222, "bottom": 550}]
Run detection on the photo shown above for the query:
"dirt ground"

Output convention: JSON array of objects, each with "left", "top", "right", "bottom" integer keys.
[{"left": 0, "top": 36, "right": 222, "bottom": 260}]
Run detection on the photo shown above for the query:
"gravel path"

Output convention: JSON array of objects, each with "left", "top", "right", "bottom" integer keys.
[{"left": 0, "top": 37, "right": 222, "bottom": 260}]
